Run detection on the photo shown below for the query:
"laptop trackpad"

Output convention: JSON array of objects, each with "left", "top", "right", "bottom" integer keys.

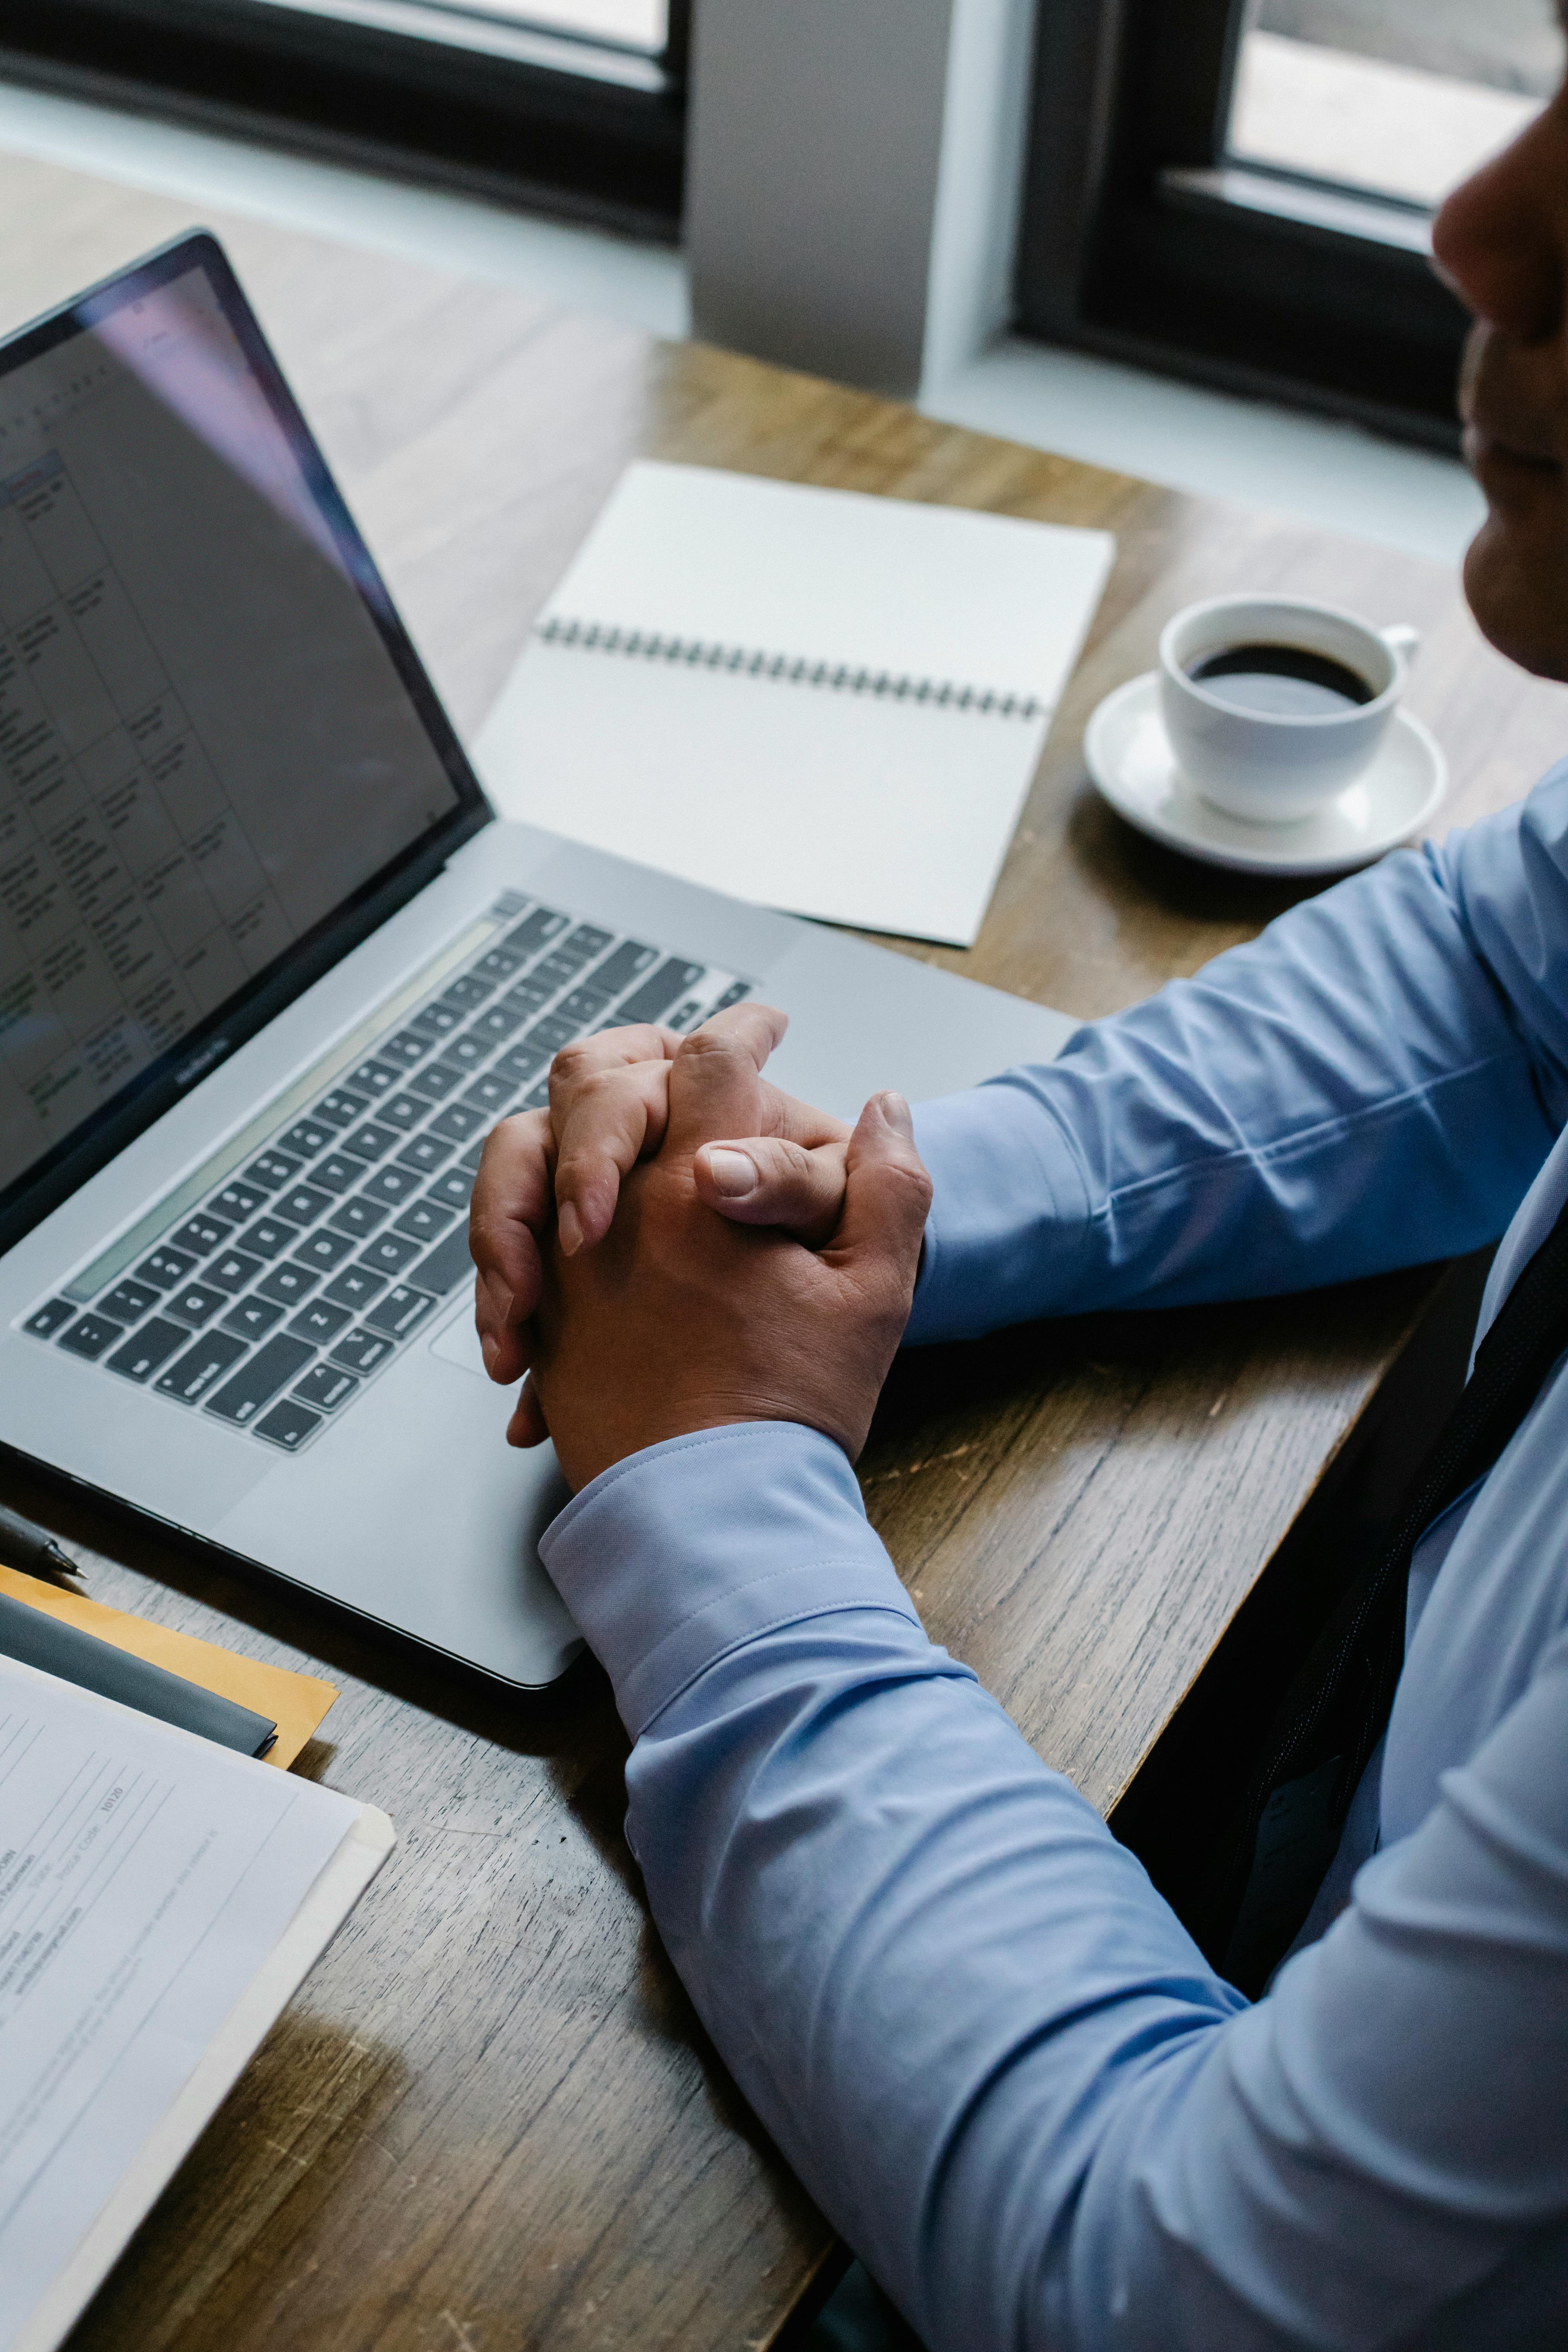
[{"left": 431, "top": 1309, "right": 488, "bottom": 1378}]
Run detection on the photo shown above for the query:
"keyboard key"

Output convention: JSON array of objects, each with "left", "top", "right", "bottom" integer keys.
[
  {"left": 280, "top": 1117, "right": 333, "bottom": 1159},
  {"left": 100, "top": 1276, "right": 160, "bottom": 1324},
  {"left": 256, "top": 1260, "right": 319, "bottom": 1308},
  {"left": 617, "top": 959, "right": 706, "bottom": 1026},
  {"left": 294, "top": 1225, "right": 356, "bottom": 1272},
  {"left": 462, "top": 1070, "right": 515, "bottom": 1113},
  {"left": 472, "top": 1003, "right": 525, "bottom": 1046},
  {"left": 396, "top": 1131, "right": 453, "bottom": 1176},
  {"left": 310, "top": 1152, "right": 359, "bottom": 1195},
  {"left": 254, "top": 1398, "right": 322, "bottom": 1451},
  {"left": 237, "top": 1215, "right": 300, "bottom": 1261},
  {"left": 494, "top": 1041, "right": 548, "bottom": 1085},
  {"left": 562, "top": 923, "right": 613, "bottom": 963},
  {"left": 439, "top": 1032, "right": 491, "bottom": 1072},
  {"left": 363, "top": 1164, "right": 422, "bottom": 1207},
  {"left": 207, "top": 1247, "right": 265, "bottom": 1295},
  {"left": 329, "top": 1327, "right": 396, "bottom": 1375},
  {"left": 377, "top": 1091, "right": 425, "bottom": 1131},
  {"left": 166, "top": 1280, "right": 228, "bottom": 1328},
  {"left": 24, "top": 1298, "right": 76, "bottom": 1339},
  {"left": 137, "top": 1244, "right": 198, "bottom": 1289},
  {"left": 276, "top": 1183, "right": 332, "bottom": 1227},
  {"left": 156, "top": 1330, "right": 247, "bottom": 1403},
  {"left": 474, "top": 946, "right": 523, "bottom": 980},
  {"left": 221, "top": 1293, "right": 286, "bottom": 1341},
  {"left": 525, "top": 1013, "right": 578, "bottom": 1054},
  {"left": 430, "top": 1100, "right": 488, "bottom": 1143},
  {"left": 295, "top": 1362, "right": 359, "bottom": 1412},
  {"left": 347, "top": 1058, "right": 399, "bottom": 1097},
  {"left": 394, "top": 1198, "right": 456, "bottom": 1246},
  {"left": 708, "top": 980, "right": 752, "bottom": 1015},
  {"left": 500, "top": 906, "right": 567, "bottom": 956},
  {"left": 344, "top": 1121, "right": 398, "bottom": 1163},
  {"left": 457, "top": 1137, "right": 489, "bottom": 1173},
  {"left": 288, "top": 1298, "right": 352, "bottom": 1344},
  {"left": 378, "top": 1028, "right": 433, "bottom": 1068},
  {"left": 170, "top": 1210, "right": 233, "bottom": 1257},
  {"left": 360, "top": 1230, "right": 421, "bottom": 1276},
  {"left": 440, "top": 973, "right": 495, "bottom": 1013},
  {"left": 559, "top": 985, "right": 612, "bottom": 1026},
  {"left": 531, "top": 953, "right": 583, "bottom": 995},
  {"left": 211, "top": 1176, "right": 268, "bottom": 1222},
  {"left": 502, "top": 975, "right": 555, "bottom": 1014},
  {"left": 411, "top": 1226, "right": 477, "bottom": 1295},
  {"left": 105, "top": 1316, "right": 188, "bottom": 1382},
  {"left": 328, "top": 1194, "right": 390, "bottom": 1240},
  {"left": 59, "top": 1311, "right": 125, "bottom": 1361},
  {"left": 316, "top": 1086, "right": 370, "bottom": 1127},
  {"left": 365, "top": 1283, "right": 437, "bottom": 1341},
  {"left": 245, "top": 1148, "right": 303, "bottom": 1191},
  {"left": 664, "top": 991, "right": 708, "bottom": 1033},
  {"left": 411, "top": 1000, "right": 463, "bottom": 1039},
  {"left": 323, "top": 1263, "right": 388, "bottom": 1312},
  {"left": 205, "top": 1336, "right": 317, "bottom": 1426},
  {"left": 520, "top": 1080, "right": 550, "bottom": 1111},
  {"left": 427, "top": 1168, "right": 474, "bottom": 1212},
  {"left": 409, "top": 1060, "right": 463, "bottom": 1102},
  {"left": 590, "top": 938, "right": 658, "bottom": 996}
]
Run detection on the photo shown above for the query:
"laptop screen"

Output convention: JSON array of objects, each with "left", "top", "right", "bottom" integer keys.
[{"left": 0, "top": 235, "right": 488, "bottom": 1249}]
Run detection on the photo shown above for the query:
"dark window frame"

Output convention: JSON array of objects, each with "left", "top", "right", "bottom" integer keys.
[
  {"left": 0, "top": 0, "right": 691, "bottom": 240},
  {"left": 1016, "top": 0, "right": 1472, "bottom": 452}
]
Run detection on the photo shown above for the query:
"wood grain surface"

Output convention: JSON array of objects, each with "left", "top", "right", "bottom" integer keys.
[{"left": 3, "top": 144, "right": 1566, "bottom": 2352}]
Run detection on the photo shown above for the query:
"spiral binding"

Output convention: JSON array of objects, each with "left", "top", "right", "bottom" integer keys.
[{"left": 534, "top": 613, "right": 1044, "bottom": 721}]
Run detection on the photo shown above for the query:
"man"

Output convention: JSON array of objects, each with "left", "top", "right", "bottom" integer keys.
[{"left": 468, "top": 78, "right": 1568, "bottom": 2352}]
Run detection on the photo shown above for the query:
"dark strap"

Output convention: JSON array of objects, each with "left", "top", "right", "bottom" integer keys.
[{"left": 1214, "top": 1190, "right": 1568, "bottom": 1993}]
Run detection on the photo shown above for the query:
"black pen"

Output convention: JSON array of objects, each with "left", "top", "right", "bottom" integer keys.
[{"left": 0, "top": 1503, "right": 84, "bottom": 1587}]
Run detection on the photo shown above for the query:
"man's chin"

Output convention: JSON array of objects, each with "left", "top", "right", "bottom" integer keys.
[{"left": 1463, "top": 510, "right": 1568, "bottom": 683}]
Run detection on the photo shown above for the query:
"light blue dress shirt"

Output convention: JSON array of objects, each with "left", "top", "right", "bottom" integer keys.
[{"left": 540, "top": 765, "right": 1568, "bottom": 2350}]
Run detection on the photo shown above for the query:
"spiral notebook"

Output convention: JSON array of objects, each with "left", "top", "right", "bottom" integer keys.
[{"left": 473, "top": 463, "right": 1114, "bottom": 946}]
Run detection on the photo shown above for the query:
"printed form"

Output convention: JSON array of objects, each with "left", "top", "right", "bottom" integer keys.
[{"left": 0, "top": 1659, "right": 357, "bottom": 2350}]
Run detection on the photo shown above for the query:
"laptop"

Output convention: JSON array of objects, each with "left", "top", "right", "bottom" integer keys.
[{"left": 0, "top": 232, "right": 1077, "bottom": 1689}]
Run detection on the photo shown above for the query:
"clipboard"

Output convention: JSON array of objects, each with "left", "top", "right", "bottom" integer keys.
[{"left": 0, "top": 1564, "right": 338, "bottom": 1768}]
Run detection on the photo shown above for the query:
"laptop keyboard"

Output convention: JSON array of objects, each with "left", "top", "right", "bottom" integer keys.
[{"left": 20, "top": 895, "right": 751, "bottom": 1454}]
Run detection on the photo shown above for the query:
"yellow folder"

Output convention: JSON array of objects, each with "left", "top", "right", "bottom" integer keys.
[{"left": 0, "top": 1561, "right": 338, "bottom": 1768}]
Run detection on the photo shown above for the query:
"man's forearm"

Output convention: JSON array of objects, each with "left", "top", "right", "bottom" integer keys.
[
  {"left": 907, "top": 808, "right": 1566, "bottom": 1345},
  {"left": 541, "top": 1422, "right": 1568, "bottom": 2351}
]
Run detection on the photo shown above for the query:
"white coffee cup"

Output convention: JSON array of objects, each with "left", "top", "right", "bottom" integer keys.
[{"left": 1158, "top": 594, "right": 1420, "bottom": 824}]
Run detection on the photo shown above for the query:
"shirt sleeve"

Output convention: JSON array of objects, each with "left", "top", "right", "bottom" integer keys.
[
  {"left": 541, "top": 1421, "right": 1568, "bottom": 2352},
  {"left": 906, "top": 771, "right": 1568, "bottom": 1344}
]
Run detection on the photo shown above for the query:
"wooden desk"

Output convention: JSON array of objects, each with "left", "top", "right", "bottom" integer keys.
[{"left": 4, "top": 147, "right": 1567, "bottom": 2352}]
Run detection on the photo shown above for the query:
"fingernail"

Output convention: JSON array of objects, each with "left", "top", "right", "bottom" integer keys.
[
  {"left": 559, "top": 1200, "right": 584, "bottom": 1255},
  {"left": 706, "top": 1147, "right": 758, "bottom": 1198},
  {"left": 878, "top": 1092, "right": 913, "bottom": 1136},
  {"left": 483, "top": 1272, "right": 514, "bottom": 1324},
  {"left": 481, "top": 1331, "right": 500, "bottom": 1376}
]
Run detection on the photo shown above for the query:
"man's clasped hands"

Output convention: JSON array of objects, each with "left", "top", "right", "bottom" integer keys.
[{"left": 468, "top": 1007, "right": 932, "bottom": 1490}]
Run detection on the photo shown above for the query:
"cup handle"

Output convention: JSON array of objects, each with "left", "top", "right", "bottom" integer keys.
[{"left": 1381, "top": 622, "right": 1421, "bottom": 662}]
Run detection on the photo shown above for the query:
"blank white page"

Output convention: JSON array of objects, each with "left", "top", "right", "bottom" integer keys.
[{"left": 474, "top": 464, "right": 1113, "bottom": 945}]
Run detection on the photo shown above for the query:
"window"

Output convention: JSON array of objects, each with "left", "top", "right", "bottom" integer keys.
[
  {"left": 1016, "top": 0, "right": 1565, "bottom": 448},
  {"left": 0, "top": 0, "right": 691, "bottom": 235}
]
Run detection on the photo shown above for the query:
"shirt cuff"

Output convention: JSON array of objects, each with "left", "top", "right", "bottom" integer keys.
[
  {"left": 906, "top": 1077, "right": 1094, "bottom": 1344},
  {"left": 539, "top": 1422, "right": 918, "bottom": 1739}
]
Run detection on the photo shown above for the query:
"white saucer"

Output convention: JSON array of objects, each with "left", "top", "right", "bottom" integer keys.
[{"left": 1083, "top": 671, "right": 1448, "bottom": 876}]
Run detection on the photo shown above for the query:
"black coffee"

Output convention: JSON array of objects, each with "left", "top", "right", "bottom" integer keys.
[{"left": 1186, "top": 641, "right": 1376, "bottom": 719}]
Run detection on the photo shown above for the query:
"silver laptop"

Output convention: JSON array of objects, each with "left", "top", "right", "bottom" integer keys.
[{"left": 0, "top": 233, "right": 1075, "bottom": 1688}]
